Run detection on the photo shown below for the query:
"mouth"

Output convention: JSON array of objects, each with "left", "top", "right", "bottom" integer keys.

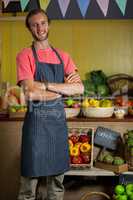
[{"left": 38, "top": 31, "right": 46, "bottom": 36}]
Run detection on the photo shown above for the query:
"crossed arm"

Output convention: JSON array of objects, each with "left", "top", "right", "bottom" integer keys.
[{"left": 20, "top": 72, "right": 84, "bottom": 101}]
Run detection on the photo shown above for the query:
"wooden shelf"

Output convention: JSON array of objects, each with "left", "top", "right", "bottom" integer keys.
[
  {"left": 65, "top": 167, "right": 133, "bottom": 177},
  {"left": 0, "top": 115, "right": 133, "bottom": 122},
  {"left": 65, "top": 167, "right": 115, "bottom": 176}
]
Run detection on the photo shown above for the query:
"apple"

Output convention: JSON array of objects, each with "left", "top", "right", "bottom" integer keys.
[
  {"left": 129, "top": 194, "right": 133, "bottom": 200},
  {"left": 115, "top": 195, "right": 128, "bottom": 200},
  {"left": 72, "top": 102, "right": 81, "bottom": 108},
  {"left": 126, "top": 183, "right": 133, "bottom": 196},
  {"left": 115, "top": 185, "right": 125, "bottom": 195},
  {"left": 65, "top": 97, "right": 75, "bottom": 107}
]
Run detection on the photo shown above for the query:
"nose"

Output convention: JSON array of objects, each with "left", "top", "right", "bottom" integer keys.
[{"left": 37, "top": 24, "right": 43, "bottom": 32}]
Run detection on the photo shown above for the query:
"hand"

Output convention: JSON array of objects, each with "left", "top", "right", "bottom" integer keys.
[{"left": 65, "top": 72, "right": 81, "bottom": 83}]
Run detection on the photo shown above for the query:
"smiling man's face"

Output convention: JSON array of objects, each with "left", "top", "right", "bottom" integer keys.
[{"left": 28, "top": 12, "right": 49, "bottom": 41}]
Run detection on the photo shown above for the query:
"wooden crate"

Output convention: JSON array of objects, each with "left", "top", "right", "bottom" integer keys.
[
  {"left": 95, "top": 161, "right": 128, "bottom": 173},
  {"left": 69, "top": 127, "right": 95, "bottom": 169},
  {"left": 9, "top": 111, "right": 26, "bottom": 118}
]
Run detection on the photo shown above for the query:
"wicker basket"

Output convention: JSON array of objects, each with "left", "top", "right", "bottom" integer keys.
[
  {"left": 80, "top": 191, "right": 111, "bottom": 200},
  {"left": 82, "top": 107, "right": 114, "bottom": 118},
  {"left": 107, "top": 73, "right": 133, "bottom": 96}
]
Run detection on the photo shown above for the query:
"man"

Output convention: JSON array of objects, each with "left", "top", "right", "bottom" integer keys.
[{"left": 16, "top": 9, "right": 84, "bottom": 200}]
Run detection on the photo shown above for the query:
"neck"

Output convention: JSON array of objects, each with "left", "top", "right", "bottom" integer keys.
[{"left": 33, "top": 40, "right": 50, "bottom": 50}]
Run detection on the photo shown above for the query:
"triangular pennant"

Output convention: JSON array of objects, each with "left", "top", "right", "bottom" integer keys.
[
  {"left": 115, "top": 0, "right": 127, "bottom": 15},
  {"left": 39, "top": 0, "right": 50, "bottom": 10},
  {"left": 96, "top": 0, "right": 110, "bottom": 17},
  {"left": 20, "top": 0, "right": 30, "bottom": 11},
  {"left": 57, "top": 0, "right": 70, "bottom": 17},
  {"left": 3, "top": 0, "right": 11, "bottom": 8},
  {"left": 76, "top": 0, "right": 91, "bottom": 17}
]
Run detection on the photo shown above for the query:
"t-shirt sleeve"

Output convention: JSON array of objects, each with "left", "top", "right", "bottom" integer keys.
[
  {"left": 60, "top": 51, "right": 78, "bottom": 75},
  {"left": 16, "top": 50, "right": 34, "bottom": 84},
  {"left": 64, "top": 55, "right": 78, "bottom": 75}
]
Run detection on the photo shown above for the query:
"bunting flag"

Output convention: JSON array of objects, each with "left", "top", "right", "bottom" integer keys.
[
  {"left": 115, "top": 0, "right": 127, "bottom": 15},
  {"left": 20, "top": 0, "right": 30, "bottom": 11},
  {"left": 57, "top": 0, "right": 70, "bottom": 17},
  {"left": 39, "top": 0, "right": 50, "bottom": 10},
  {"left": 96, "top": 0, "right": 110, "bottom": 17},
  {"left": 76, "top": 0, "right": 91, "bottom": 17},
  {"left": 3, "top": 0, "right": 11, "bottom": 8}
]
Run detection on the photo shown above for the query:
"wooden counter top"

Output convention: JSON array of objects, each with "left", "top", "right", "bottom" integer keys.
[{"left": 0, "top": 115, "right": 133, "bottom": 122}]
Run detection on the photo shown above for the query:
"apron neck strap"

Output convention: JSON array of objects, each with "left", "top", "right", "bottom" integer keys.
[
  {"left": 31, "top": 43, "right": 64, "bottom": 66},
  {"left": 31, "top": 44, "right": 39, "bottom": 62},
  {"left": 50, "top": 46, "right": 64, "bottom": 65}
]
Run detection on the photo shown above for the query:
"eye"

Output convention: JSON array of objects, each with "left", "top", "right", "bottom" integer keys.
[
  {"left": 41, "top": 21, "right": 48, "bottom": 26},
  {"left": 30, "top": 23, "right": 38, "bottom": 28}
]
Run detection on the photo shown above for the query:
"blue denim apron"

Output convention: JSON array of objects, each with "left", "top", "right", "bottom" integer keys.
[{"left": 21, "top": 45, "right": 70, "bottom": 177}]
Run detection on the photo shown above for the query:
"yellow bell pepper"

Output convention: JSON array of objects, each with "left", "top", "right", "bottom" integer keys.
[
  {"left": 80, "top": 142, "right": 91, "bottom": 153},
  {"left": 70, "top": 146, "right": 80, "bottom": 156}
]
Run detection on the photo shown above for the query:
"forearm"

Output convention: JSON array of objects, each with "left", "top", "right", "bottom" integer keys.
[
  {"left": 28, "top": 90, "right": 61, "bottom": 101},
  {"left": 20, "top": 80, "right": 61, "bottom": 101},
  {"left": 25, "top": 80, "right": 84, "bottom": 96},
  {"left": 47, "top": 82, "right": 84, "bottom": 96}
]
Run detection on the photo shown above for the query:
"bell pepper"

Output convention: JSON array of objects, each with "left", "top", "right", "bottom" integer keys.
[
  {"left": 71, "top": 156, "right": 83, "bottom": 164},
  {"left": 70, "top": 146, "right": 80, "bottom": 156},
  {"left": 80, "top": 142, "right": 91, "bottom": 153},
  {"left": 74, "top": 142, "right": 82, "bottom": 148},
  {"left": 68, "top": 139, "right": 73, "bottom": 148},
  {"left": 69, "top": 134, "right": 79, "bottom": 144},
  {"left": 79, "top": 134, "right": 90, "bottom": 143}
]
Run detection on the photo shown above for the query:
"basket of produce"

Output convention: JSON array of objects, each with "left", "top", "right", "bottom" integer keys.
[
  {"left": 5, "top": 85, "right": 27, "bottom": 118},
  {"left": 64, "top": 97, "right": 81, "bottom": 118},
  {"left": 68, "top": 128, "right": 94, "bottom": 168},
  {"left": 95, "top": 149, "right": 128, "bottom": 173},
  {"left": 80, "top": 191, "right": 111, "bottom": 200},
  {"left": 65, "top": 107, "right": 80, "bottom": 119},
  {"left": 114, "top": 96, "right": 133, "bottom": 115},
  {"left": 124, "top": 130, "right": 133, "bottom": 171},
  {"left": 8, "top": 105, "right": 27, "bottom": 118},
  {"left": 82, "top": 98, "right": 114, "bottom": 118},
  {"left": 107, "top": 73, "right": 133, "bottom": 96},
  {"left": 128, "top": 106, "right": 133, "bottom": 116}
]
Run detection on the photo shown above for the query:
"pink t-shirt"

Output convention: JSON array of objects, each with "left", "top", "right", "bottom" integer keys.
[{"left": 16, "top": 47, "right": 77, "bottom": 83}]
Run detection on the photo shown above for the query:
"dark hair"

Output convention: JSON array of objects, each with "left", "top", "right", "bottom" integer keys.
[{"left": 25, "top": 9, "right": 50, "bottom": 29}]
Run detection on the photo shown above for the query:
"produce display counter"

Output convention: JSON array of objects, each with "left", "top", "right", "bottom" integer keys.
[{"left": 0, "top": 116, "right": 133, "bottom": 200}]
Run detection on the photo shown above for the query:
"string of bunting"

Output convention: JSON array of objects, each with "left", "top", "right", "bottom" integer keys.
[{"left": 2, "top": 0, "right": 128, "bottom": 16}]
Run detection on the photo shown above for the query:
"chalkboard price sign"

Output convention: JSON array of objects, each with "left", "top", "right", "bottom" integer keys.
[
  {"left": 94, "top": 126, "right": 120, "bottom": 150},
  {"left": 119, "top": 175, "right": 133, "bottom": 184}
]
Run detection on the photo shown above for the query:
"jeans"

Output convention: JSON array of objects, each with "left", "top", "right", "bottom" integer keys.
[{"left": 17, "top": 174, "right": 64, "bottom": 200}]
